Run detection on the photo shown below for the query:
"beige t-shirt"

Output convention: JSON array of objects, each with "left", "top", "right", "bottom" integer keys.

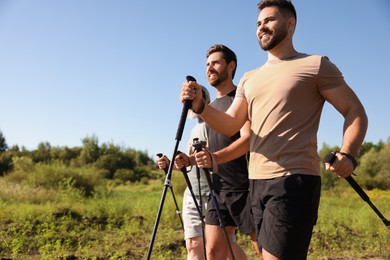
[{"left": 236, "top": 53, "right": 347, "bottom": 179}]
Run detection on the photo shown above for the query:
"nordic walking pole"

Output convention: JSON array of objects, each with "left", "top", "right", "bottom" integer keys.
[
  {"left": 193, "top": 138, "right": 207, "bottom": 260},
  {"left": 325, "top": 152, "right": 390, "bottom": 229},
  {"left": 146, "top": 76, "right": 196, "bottom": 259},
  {"left": 156, "top": 153, "right": 184, "bottom": 230},
  {"left": 193, "top": 140, "right": 236, "bottom": 260},
  {"left": 178, "top": 160, "right": 208, "bottom": 260},
  {"left": 178, "top": 157, "right": 204, "bottom": 218},
  {"left": 157, "top": 151, "right": 207, "bottom": 258},
  {"left": 195, "top": 164, "right": 207, "bottom": 260},
  {"left": 163, "top": 150, "right": 204, "bottom": 219}
]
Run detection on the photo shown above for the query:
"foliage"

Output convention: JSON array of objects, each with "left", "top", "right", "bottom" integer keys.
[
  {"left": 0, "top": 152, "right": 12, "bottom": 176},
  {"left": 0, "top": 178, "right": 388, "bottom": 259},
  {"left": 31, "top": 141, "right": 52, "bottom": 163},
  {"left": 79, "top": 135, "right": 100, "bottom": 164},
  {"left": 0, "top": 131, "right": 11, "bottom": 176},
  {"left": 0, "top": 134, "right": 389, "bottom": 258},
  {"left": 320, "top": 138, "right": 390, "bottom": 190},
  {"left": 0, "top": 130, "right": 7, "bottom": 152},
  {"left": 0, "top": 135, "right": 155, "bottom": 183},
  {"left": 95, "top": 143, "right": 136, "bottom": 179},
  {"left": 309, "top": 189, "right": 390, "bottom": 258}
]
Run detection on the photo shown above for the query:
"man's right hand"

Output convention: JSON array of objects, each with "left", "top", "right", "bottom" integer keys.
[
  {"left": 174, "top": 152, "right": 190, "bottom": 170},
  {"left": 181, "top": 81, "right": 204, "bottom": 114},
  {"left": 157, "top": 156, "right": 169, "bottom": 170}
]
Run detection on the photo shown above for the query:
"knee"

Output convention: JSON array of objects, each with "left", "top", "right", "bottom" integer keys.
[
  {"left": 186, "top": 237, "right": 203, "bottom": 252},
  {"left": 207, "top": 247, "right": 219, "bottom": 259}
]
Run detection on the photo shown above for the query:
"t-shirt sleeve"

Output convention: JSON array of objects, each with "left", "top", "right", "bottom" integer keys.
[
  {"left": 318, "top": 56, "right": 348, "bottom": 91},
  {"left": 236, "top": 78, "right": 246, "bottom": 99}
]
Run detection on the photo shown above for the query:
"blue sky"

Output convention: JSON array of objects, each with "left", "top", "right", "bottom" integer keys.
[{"left": 0, "top": 1, "right": 389, "bottom": 159}]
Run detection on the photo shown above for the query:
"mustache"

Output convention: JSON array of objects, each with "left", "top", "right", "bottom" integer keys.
[
  {"left": 208, "top": 69, "right": 218, "bottom": 75},
  {"left": 260, "top": 28, "right": 272, "bottom": 34}
]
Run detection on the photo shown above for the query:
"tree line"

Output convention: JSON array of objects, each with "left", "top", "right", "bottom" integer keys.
[
  {"left": 0, "top": 130, "right": 389, "bottom": 190},
  {"left": 319, "top": 138, "right": 390, "bottom": 190},
  {"left": 0, "top": 132, "right": 155, "bottom": 184}
]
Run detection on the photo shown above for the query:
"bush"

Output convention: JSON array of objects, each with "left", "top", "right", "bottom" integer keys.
[
  {"left": 0, "top": 152, "right": 12, "bottom": 176},
  {"left": 4, "top": 160, "right": 103, "bottom": 197},
  {"left": 113, "top": 169, "right": 134, "bottom": 183}
]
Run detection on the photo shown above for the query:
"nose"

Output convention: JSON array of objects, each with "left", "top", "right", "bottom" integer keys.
[
  {"left": 206, "top": 64, "right": 213, "bottom": 74},
  {"left": 257, "top": 23, "right": 265, "bottom": 33}
]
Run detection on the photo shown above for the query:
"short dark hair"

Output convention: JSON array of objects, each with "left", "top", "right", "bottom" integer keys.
[
  {"left": 258, "top": 0, "right": 297, "bottom": 22},
  {"left": 206, "top": 44, "right": 237, "bottom": 79}
]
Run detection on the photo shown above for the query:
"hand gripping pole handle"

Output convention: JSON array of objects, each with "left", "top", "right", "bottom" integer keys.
[
  {"left": 325, "top": 152, "right": 390, "bottom": 228},
  {"left": 175, "top": 75, "right": 196, "bottom": 141},
  {"left": 156, "top": 153, "right": 168, "bottom": 174}
]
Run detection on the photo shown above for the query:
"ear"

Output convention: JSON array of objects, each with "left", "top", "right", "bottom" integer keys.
[
  {"left": 288, "top": 17, "right": 296, "bottom": 33},
  {"left": 228, "top": 60, "right": 236, "bottom": 76}
]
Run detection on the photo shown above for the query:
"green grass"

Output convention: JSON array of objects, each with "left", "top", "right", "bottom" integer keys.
[
  {"left": 0, "top": 175, "right": 389, "bottom": 259},
  {"left": 309, "top": 189, "right": 390, "bottom": 259}
]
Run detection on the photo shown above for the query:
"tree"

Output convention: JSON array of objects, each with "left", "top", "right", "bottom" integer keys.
[
  {"left": 32, "top": 141, "right": 52, "bottom": 163},
  {"left": 95, "top": 143, "right": 135, "bottom": 179},
  {"left": 79, "top": 135, "right": 100, "bottom": 165},
  {"left": 50, "top": 146, "right": 81, "bottom": 165},
  {"left": 0, "top": 153, "right": 12, "bottom": 175},
  {"left": 354, "top": 138, "right": 390, "bottom": 190},
  {"left": 355, "top": 148, "right": 382, "bottom": 189},
  {"left": 376, "top": 138, "right": 390, "bottom": 189},
  {"left": 0, "top": 130, "right": 8, "bottom": 152}
]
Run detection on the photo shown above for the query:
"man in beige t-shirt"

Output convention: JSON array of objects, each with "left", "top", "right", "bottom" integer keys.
[{"left": 180, "top": 1, "right": 368, "bottom": 259}]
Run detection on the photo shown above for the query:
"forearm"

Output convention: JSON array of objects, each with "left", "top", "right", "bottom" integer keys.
[
  {"left": 201, "top": 96, "right": 249, "bottom": 138},
  {"left": 213, "top": 120, "right": 251, "bottom": 165},
  {"left": 340, "top": 106, "right": 368, "bottom": 156},
  {"left": 200, "top": 104, "right": 240, "bottom": 137},
  {"left": 213, "top": 134, "right": 250, "bottom": 165}
]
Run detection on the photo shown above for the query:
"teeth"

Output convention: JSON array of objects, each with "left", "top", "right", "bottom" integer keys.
[{"left": 261, "top": 34, "right": 270, "bottom": 40}]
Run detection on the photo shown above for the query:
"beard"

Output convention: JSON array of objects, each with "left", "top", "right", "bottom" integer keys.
[
  {"left": 208, "top": 69, "right": 229, "bottom": 87},
  {"left": 258, "top": 25, "right": 288, "bottom": 51}
]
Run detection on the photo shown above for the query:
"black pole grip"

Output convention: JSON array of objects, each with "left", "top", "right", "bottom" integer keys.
[
  {"left": 192, "top": 140, "right": 214, "bottom": 190},
  {"left": 325, "top": 152, "right": 390, "bottom": 228},
  {"left": 156, "top": 153, "right": 168, "bottom": 174},
  {"left": 175, "top": 76, "right": 196, "bottom": 141},
  {"left": 324, "top": 152, "right": 369, "bottom": 201}
]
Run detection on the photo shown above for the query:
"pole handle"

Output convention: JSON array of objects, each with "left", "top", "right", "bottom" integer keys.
[{"left": 175, "top": 76, "right": 196, "bottom": 141}]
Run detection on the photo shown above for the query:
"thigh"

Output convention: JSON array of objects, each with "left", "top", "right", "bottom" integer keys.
[
  {"left": 226, "top": 191, "right": 255, "bottom": 234},
  {"left": 205, "top": 224, "right": 236, "bottom": 254},
  {"left": 252, "top": 175, "right": 321, "bottom": 259},
  {"left": 183, "top": 193, "right": 205, "bottom": 240},
  {"left": 205, "top": 193, "right": 234, "bottom": 227}
]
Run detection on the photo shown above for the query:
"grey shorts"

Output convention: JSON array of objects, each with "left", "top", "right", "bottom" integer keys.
[
  {"left": 182, "top": 190, "right": 208, "bottom": 240},
  {"left": 205, "top": 191, "right": 255, "bottom": 234},
  {"left": 250, "top": 174, "right": 321, "bottom": 259}
]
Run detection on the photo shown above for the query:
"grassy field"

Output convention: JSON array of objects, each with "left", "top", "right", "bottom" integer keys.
[{"left": 0, "top": 172, "right": 389, "bottom": 259}]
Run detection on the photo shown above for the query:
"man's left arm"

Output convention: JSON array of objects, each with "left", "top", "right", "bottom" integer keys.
[
  {"left": 213, "top": 120, "right": 251, "bottom": 165},
  {"left": 321, "top": 84, "right": 368, "bottom": 178},
  {"left": 194, "top": 120, "right": 250, "bottom": 170}
]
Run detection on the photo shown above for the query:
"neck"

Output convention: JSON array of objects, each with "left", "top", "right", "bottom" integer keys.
[
  {"left": 267, "top": 39, "right": 298, "bottom": 61},
  {"left": 214, "top": 80, "right": 236, "bottom": 98},
  {"left": 268, "top": 49, "right": 298, "bottom": 62}
]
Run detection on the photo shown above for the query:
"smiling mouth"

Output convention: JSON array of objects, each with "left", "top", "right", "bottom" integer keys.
[
  {"left": 260, "top": 32, "right": 271, "bottom": 40},
  {"left": 208, "top": 73, "right": 218, "bottom": 79}
]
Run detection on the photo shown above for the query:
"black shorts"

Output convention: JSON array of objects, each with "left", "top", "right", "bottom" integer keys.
[
  {"left": 205, "top": 191, "right": 255, "bottom": 234},
  {"left": 250, "top": 174, "right": 321, "bottom": 259}
]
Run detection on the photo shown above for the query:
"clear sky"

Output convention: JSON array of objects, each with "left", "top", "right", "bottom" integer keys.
[{"left": 1, "top": 1, "right": 389, "bottom": 159}]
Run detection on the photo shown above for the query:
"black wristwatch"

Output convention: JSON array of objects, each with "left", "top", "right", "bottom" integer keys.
[{"left": 338, "top": 152, "right": 358, "bottom": 170}]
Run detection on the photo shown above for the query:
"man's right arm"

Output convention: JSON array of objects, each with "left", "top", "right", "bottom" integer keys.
[{"left": 181, "top": 81, "right": 249, "bottom": 137}]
